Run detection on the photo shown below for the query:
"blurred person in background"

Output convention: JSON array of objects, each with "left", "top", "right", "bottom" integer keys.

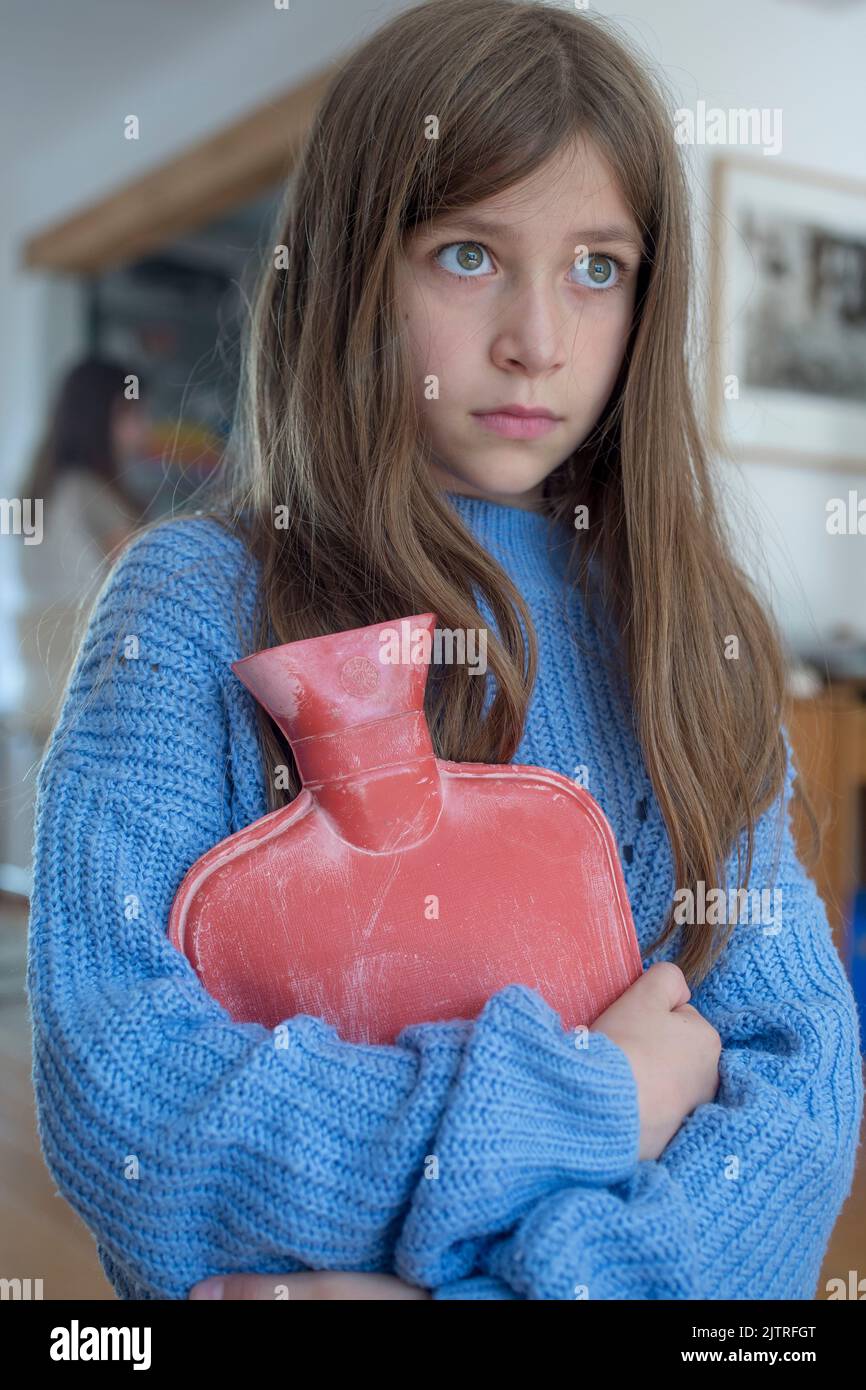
[{"left": 15, "top": 355, "right": 149, "bottom": 739}]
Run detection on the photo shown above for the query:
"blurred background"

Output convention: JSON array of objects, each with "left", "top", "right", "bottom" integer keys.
[{"left": 1, "top": 0, "right": 864, "bottom": 1298}]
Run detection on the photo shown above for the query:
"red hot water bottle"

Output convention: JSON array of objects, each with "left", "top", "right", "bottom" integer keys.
[{"left": 168, "top": 612, "right": 642, "bottom": 1044}]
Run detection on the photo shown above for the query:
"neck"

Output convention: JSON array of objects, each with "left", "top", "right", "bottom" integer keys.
[{"left": 432, "top": 468, "right": 546, "bottom": 512}]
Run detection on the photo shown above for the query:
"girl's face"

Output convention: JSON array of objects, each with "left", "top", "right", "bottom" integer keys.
[
  {"left": 396, "top": 137, "right": 643, "bottom": 510},
  {"left": 111, "top": 398, "right": 151, "bottom": 462}
]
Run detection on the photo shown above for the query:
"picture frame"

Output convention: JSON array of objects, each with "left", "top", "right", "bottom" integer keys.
[{"left": 708, "top": 154, "right": 866, "bottom": 472}]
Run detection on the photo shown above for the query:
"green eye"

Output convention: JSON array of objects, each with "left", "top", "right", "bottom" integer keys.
[
  {"left": 435, "top": 242, "right": 490, "bottom": 277},
  {"left": 571, "top": 252, "right": 621, "bottom": 290},
  {"left": 456, "top": 243, "right": 484, "bottom": 271}
]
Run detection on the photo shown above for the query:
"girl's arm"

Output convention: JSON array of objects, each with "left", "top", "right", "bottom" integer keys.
[
  {"left": 27, "top": 520, "right": 643, "bottom": 1301},
  {"left": 395, "top": 731, "right": 864, "bottom": 1299}
]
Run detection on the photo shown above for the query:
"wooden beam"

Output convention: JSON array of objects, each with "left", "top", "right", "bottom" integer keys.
[{"left": 21, "top": 66, "right": 333, "bottom": 274}]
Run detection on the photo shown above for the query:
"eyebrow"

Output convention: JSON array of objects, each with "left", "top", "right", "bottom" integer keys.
[{"left": 425, "top": 215, "right": 644, "bottom": 256}]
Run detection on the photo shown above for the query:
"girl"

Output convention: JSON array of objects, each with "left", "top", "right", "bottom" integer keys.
[
  {"left": 16, "top": 356, "right": 145, "bottom": 735},
  {"left": 28, "top": 0, "right": 862, "bottom": 1301}
]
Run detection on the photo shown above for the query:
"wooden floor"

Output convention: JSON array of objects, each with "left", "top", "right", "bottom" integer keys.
[
  {"left": 2, "top": 895, "right": 864, "bottom": 1301},
  {"left": 0, "top": 896, "right": 113, "bottom": 1297}
]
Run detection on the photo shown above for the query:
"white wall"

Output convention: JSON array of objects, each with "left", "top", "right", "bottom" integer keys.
[
  {"left": 589, "top": 0, "right": 866, "bottom": 652},
  {"left": 2, "top": 0, "right": 865, "bottom": 652}
]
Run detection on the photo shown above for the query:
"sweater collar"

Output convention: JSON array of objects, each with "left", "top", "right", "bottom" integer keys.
[{"left": 442, "top": 488, "right": 576, "bottom": 590}]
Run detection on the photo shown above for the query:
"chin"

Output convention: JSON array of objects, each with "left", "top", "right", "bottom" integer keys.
[{"left": 430, "top": 452, "right": 558, "bottom": 502}]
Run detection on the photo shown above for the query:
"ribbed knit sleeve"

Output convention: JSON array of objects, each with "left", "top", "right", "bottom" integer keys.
[
  {"left": 425, "top": 733, "right": 864, "bottom": 1299},
  {"left": 26, "top": 519, "right": 642, "bottom": 1300}
]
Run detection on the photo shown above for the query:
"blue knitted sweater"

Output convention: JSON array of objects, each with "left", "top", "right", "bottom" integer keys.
[{"left": 27, "top": 490, "right": 863, "bottom": 1300}]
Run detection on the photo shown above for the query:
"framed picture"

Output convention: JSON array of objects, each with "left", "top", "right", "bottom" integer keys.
[{"left": 709, "top": 154, "right": 866, "bottom": 471}]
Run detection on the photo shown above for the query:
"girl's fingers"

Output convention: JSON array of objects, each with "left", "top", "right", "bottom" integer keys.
[
  {"left": 189, "top": 1271, "right": 430, "bottom": 1300},
  {"left": 311, "top": 1273, "right": 431, "bottom": 1299}
]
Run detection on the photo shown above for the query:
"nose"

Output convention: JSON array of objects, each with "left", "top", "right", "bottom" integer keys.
[{"left": 488, "top": 277, "right": 569, "bottom": 375}]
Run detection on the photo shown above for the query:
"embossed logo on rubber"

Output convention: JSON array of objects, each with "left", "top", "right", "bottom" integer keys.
[{"left": 339, "top": 655, "right": 380, "bottom": 696}]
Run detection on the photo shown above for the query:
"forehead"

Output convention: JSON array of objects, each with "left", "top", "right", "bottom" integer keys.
[{"left": 418, "top": 138, "right": 641, "bottom": 248}]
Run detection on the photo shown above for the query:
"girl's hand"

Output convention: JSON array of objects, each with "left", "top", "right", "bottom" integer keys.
[
  {"left": 188, "top": 964, "right": 716, "bottom": 1301},
  {"left": 189, "top": 1272, "right": 430, "bottom": 1300},
  {"left": 589, "top": 961, "right": 721, "bottom": 1162}
]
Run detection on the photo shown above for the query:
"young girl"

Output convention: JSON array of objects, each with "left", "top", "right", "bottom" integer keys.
[
  {"left": 17, "top": 356, "right": 144, "bottom": 736},
  {"left": 28, "top": 0, "right": 862, "bottom": 1302}
]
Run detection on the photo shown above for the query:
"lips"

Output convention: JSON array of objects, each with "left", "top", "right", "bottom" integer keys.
[
  {"left": 471, "top": 407, "right": 562, "bottom": 440},
  {"left": 475, "top": 404, "right": 561, "bottom": 419}
]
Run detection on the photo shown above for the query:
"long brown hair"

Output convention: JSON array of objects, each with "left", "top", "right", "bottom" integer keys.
[{"left": 100, "top": 0, "right": 820, "bottom": 988}]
